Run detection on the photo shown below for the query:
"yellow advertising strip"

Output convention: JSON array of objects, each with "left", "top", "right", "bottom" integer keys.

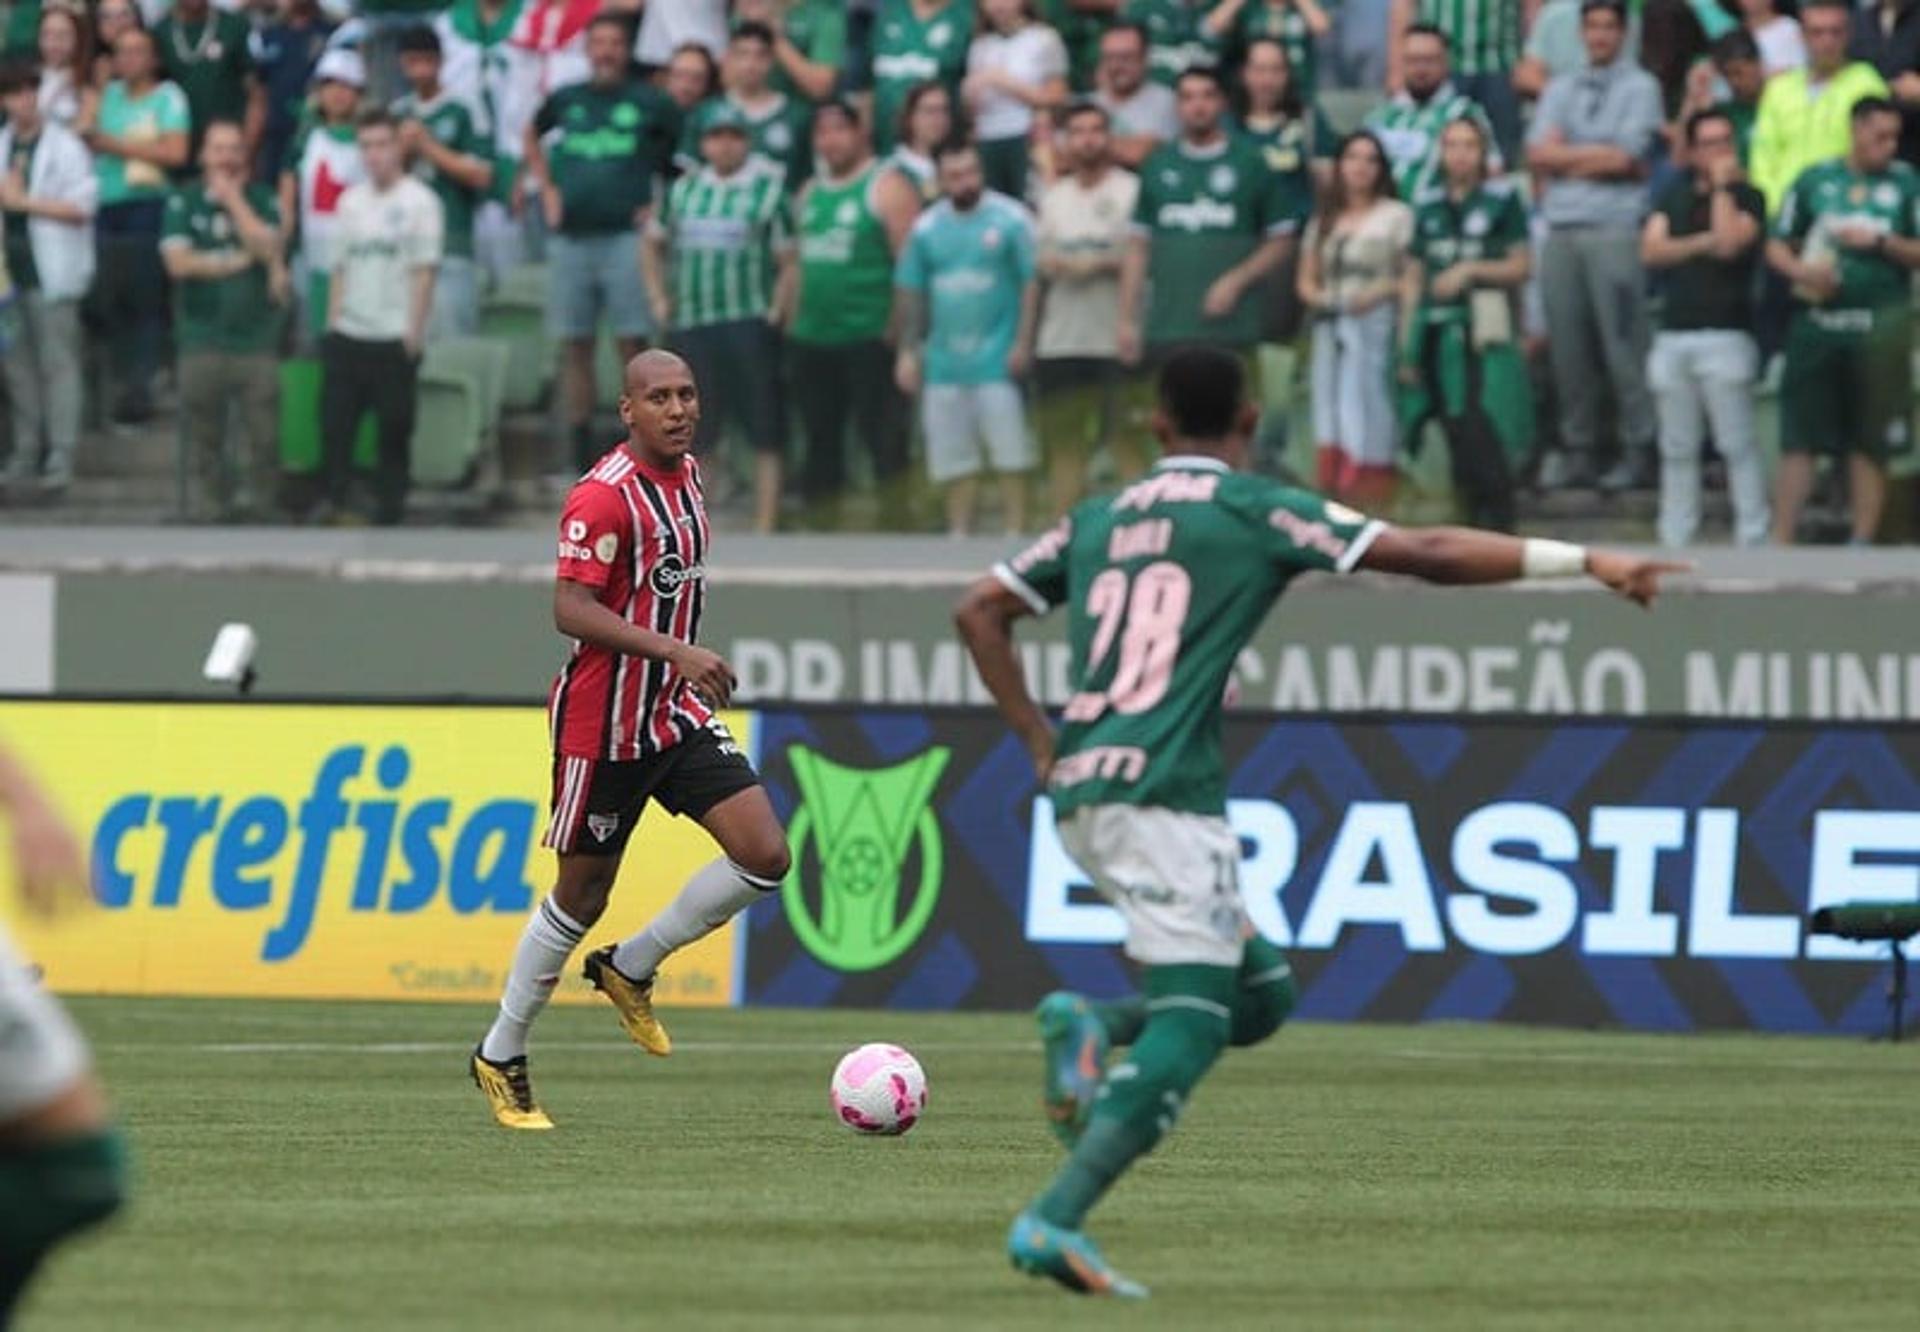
[{"left": 0, "top": 702, "right": 748, "bottom": 1006}]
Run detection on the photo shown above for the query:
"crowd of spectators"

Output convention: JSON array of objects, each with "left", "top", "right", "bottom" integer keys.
[{"left": 0, "top": 0, "right": 1914, "bottom": 542}]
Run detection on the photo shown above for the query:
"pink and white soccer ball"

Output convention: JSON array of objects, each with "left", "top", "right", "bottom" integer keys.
[{"left": 830, "top": 1043, "right": 927, "bottom": 1136}]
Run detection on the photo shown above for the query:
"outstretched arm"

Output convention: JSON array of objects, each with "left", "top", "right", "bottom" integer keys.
[
  {"left": 1359, "top": 527, "right": 1687, "bottom": 607},
  {"left": 953, "top": 576, "right": 1054, "bottom": 777}
]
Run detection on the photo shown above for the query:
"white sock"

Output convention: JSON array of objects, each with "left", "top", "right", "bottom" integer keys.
[
  {"left": 611, "top": 858, "right": 778, "bottom": 982},
  {"left": 481, "top": 895, "right": 587, "bottom": 1062}
]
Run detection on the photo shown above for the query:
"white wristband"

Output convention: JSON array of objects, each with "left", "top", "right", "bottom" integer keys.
[{"left": 1521, "top": 538, "right": 1588, "bottom": 579}]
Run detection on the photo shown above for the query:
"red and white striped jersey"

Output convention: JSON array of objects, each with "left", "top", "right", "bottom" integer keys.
[{"left": 548, "top": 445, "right": 715, "bottom": 760}]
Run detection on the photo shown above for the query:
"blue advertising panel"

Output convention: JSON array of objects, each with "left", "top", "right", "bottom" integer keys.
[{"left": 744, "top": 709, "right": 1920, "bottom": 1033}]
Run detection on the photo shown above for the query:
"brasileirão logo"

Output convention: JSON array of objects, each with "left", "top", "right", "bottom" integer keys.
[{"left": 780, "top": 745, "right": 950, "bottom": 971}]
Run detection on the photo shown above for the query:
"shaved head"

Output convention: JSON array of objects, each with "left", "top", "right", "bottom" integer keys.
[
  {"left": 619, "top": 350, "right": 701, "bottom": 468},
  {"left": 624, "top": 349, "right": 693, "bottom": 395}
]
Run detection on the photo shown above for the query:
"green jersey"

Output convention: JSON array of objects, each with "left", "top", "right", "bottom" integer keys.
[
  {"left": 1365, "top": 84, "right": 1499, "bottom": 203},
  {"left": 1407, "top": 178, "right": 1528, "bottom": 325},
  {"left": 654, "top": 162, "right": 792, "bottom": 328},
  {"left": 870, "top": 0, "right": 974, "bottom": 153},
  {"left": 1125, "top": 0, "right": 1219, "bottom": 86},
  {"left": 1716, "top": 98, "right": 1757, "bottom": 168},
  {"left": 154, "top": 9, "right": 254, "bottom": 151},
  {"left": 1040, "top": 0, "right": 1111, "bottom": 92},
  {"left": 1133, "top": 134, "right": 1299, "bottom": 347},
  {"left": 1234, "top": 1, "right": 1319, "bottom": 98},
  {"left": 996, "top": 457, "right": 1382, "bottom": 816},
  {"left": 1776, "top": 157, "right": 1920, "bottom": 332},
  {"left": 3, "top": 135, "right": 35, "bottom": 292},
  {"left": 533, "top": 79, "right": 678, "bottom": 236},
  {"left": 1239, "top": 109, "right": 1330, "bottom": 222},
  {"left": 393, "top": 88, "right": 490, "bottom": 260},
  {"left": 759, "top": 0, "right": 847, "bottom": 101},
  {"left": 792, "top": 163, "right": 895, "bottom": 344},
  {"left": 1414, "top": 0, "right": 1520, "bottom": 76},
  {"left": 678, "top": 94, "right": 813, "bottom": 191},
  {"left": 160, "top": 181, "right": 284, "bottom": 354}
]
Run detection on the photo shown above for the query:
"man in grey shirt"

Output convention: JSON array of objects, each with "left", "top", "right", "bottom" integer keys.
[
  {"left": 1526, "top": 0, "right": 1664, "bottom": 492},
  {"left": 1093, "top": 23, "right": 1178, "bottom": 171}
]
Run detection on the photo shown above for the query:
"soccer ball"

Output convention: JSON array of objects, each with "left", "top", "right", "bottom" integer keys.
[{"left": 829, "top": 1043, "right": 927, "bottom": 1136}]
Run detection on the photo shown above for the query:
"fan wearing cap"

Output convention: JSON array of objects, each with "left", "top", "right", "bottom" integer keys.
[
  {"left": 276, "top": 46, "right": 365, "bottom": 347},
  {"left": 641, "top": 100, "right": 796, "bottom": 534}
]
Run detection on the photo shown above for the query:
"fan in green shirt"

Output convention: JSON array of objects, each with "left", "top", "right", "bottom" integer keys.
[
  {"left": 161, "top": 170, "right": 285, "bottom": 354},
  {"left": 394, "top": 26, "right": 494, "bottom": 261},
  {"left": 1123, "top": 0, "right": 1218, "bottom": 87},
  {"left": 528, "top": 21, "right": 679, "bottom": 238},
  {"left": 677, "top": 22, "right": 813, "bottom": 191},
  {"left": 1769, "top": 100, "right": 1920, "bottom": 548},
  {"left": 154, "top": 0, "right": 258, "bottom": 156},
  {"left": 1205, "top": 0, "right": 1331, "bottom": 100},
  {"left": 867, "top": 0, "right": 973, "bottom": 152},
  {"left": 734, "top": 0, "right": 846, "bottom": 102},
  {"left": 1120, "top": 68, "right": 1298, "bottom": 355}
]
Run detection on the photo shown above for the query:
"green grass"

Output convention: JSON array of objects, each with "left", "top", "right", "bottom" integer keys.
[{"left": 24, "top": 999, "right": 1920, "bottom": 1330}]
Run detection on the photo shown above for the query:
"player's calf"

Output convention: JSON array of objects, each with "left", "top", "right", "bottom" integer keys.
[
  {"left": 0, "top": 1128, "right": 128, "bottom": 1319},
  {"left": 1229, "top": 938, "right": 1296, "bottom": 1049}
]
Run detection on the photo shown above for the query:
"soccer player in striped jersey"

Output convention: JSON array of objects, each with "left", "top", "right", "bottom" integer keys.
[
  {"left": 957, "top": 347, "right": 1683, "bottom": 1296},
  {"left": 470, "top": 350, "right": 792, "bottom": 1131}
]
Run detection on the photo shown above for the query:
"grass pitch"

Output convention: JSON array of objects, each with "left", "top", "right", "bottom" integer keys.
[{"left": 23, "top": 998, "right": 1919, "bottom": 1331}]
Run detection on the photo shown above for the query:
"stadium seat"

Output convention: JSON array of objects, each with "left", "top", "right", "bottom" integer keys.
[
  {"left": 410, "top": 364, "right": 485, "bottom": 489},
  {"left": 479, "top": 265, "right": 554, "bottom": 410},
  {"left": 417, "top": 338, "right": 511, "bottom": 501},
  {"left": 424, "top": 338, "right": 511, "bottom": 438},
  {"left": 492, "top": 262, "right": 548, "bottom": 310},
  {"left": 278, "top": 357, "right": 376, "bottom": 474}
]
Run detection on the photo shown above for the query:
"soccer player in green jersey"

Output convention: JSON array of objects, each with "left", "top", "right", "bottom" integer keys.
[
  {"left": 1767, "top": 96, "right": 1920, "bottom": 545},
  {"left": 0, "top": 741, "right": 127, "bottom": 1325},
  {"left": 394, "top": 25, "right": 495, "bottom": 340},
  {"left": 956, "top": 347, "right": 1683, "bottom": 1297}
]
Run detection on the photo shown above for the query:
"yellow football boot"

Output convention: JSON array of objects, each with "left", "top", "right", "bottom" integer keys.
[
  {"left": 469, "top": 1047, "right": 555, "bottom": 1130},
  {"left": 582, "top": 946, "right": 673, "bottom": 1056}
]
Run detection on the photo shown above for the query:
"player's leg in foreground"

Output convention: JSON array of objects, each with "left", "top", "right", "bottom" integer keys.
[
  {"left": 0, "top": 747, "right": 127, "bottom": 1321},
  {"left": 1035, "top": 935, "right": 1293, "bottom": 1149},
  {"left": 471, "top": 850, "right": 615, "bottom": 1130},
  {"left": 584, "top": 782, "right": 790, "bottom": 1049},
  {"left": 1010, "top": 811, "right": 1298, "bottom": 1298},
  {"left": 472, "top": 754, "right": 655, "bottom": 1128}
]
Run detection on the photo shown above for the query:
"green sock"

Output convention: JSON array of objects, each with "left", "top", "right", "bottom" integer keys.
[
  {"left": 1034, "top": 964, "right": 1235, "bottom": 1230},
  {"left": 0, "top": 1129, "right": 129, "bottom": 1324},
  {"left": 1230, "top": 938, "right": 1297, "bottom": 1048},
  {"left": 1090, "top": 995, "right": 1148, "bottom": 1046}
]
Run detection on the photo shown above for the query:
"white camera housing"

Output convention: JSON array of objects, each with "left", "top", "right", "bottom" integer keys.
[{"left": 203, "top": 623, "right": 259, "bottom": 687}]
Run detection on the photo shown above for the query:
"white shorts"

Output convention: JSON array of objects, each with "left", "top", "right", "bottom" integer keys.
[
  {"left": 0, "top": 924, "right": 90, "bottom": 1121},
  {"left": 921, "top": 382, "right": 1036, "bottom": 483},
  {"left": 1056, "top": 804, "right": 1250, "bottom": 968}
]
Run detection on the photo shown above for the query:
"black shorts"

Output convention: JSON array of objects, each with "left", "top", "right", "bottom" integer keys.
[
  {"left": 544, "top": 719, "right": 760, "bottom": 856},
  {"left": 670, "top": 320, "right": 786, "bottom": 454}
]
